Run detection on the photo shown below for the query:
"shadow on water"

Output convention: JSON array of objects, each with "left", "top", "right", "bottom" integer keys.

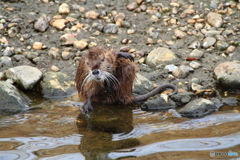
[{"left": 76, "top": 103, "right": 140, "bottom": 160}]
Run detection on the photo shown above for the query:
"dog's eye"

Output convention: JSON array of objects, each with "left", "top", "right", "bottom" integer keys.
[{"left": 101, "top": 58, "right": 104, "bottom": 62}]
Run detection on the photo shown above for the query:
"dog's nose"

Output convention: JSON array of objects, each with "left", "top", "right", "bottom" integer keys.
[{"left": 92, "top": 70, "right": 99, "bottom": 75}]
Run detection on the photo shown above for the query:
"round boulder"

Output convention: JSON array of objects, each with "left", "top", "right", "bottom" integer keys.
[{"left": 214, "top": 61, "right": 240, "bottom": 89}]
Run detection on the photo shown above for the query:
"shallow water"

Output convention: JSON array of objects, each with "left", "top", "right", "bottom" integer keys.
[{"left": 0, "top": 94, "right": 240, "bottom": 160}]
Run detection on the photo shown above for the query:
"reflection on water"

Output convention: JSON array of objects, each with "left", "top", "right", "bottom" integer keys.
[
  {"left": 109, "top": 132, "right": 240, "bottom": 159},
  {"left": 0, "top": 97, "right": 240, "bottom": 159}
]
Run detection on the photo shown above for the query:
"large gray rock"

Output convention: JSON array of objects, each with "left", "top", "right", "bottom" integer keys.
[
  {"left": 5, "top": 65, "right": 42, "bottom": 90},
  {"left": 40, "top": 72, "right": 76, "bottom": 98},
  {"left": 0, "top": 81, "right": 30, "bottom": 114},
  {"left": 146, "top": 47, "right": 180, "bottom": 67},
  {"left": 214, "top": 61, "right": 240, "bottom": 89},
  {"left": 133, "top": 73, "right": 154, "bottom": 95},
  {"left": 178, "top": 98, "right": 217, "bottom": 118}
]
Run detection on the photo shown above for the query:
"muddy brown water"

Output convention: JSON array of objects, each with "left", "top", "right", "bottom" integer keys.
[{"left": 0, "top": 94, "right": 240, "bottom": 160}]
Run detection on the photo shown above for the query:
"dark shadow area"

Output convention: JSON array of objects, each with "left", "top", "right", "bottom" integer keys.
[{"left": 76, "top": 103, "right": 139, "bottom": 160}]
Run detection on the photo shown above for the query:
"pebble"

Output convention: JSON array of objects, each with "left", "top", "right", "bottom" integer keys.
[
  {"left": 73, "top": 40, "right": 88, "bottom": 49},
  {"left": 188, "top": 41, "right": 201, "bottom": 49},
  {"left": 27, "top": 52, "right": 39, "bottom": 60},
  {"left": 48, "top": 47, "right": 60, "bottom": 59},
  {"left": 34, "top": 14, "right": 51, "bottom": 32},
  {"left": 174, "top": 29, "right": 187, "bottom": 39},
  {"left": 8, "top": 26, "right": 19, "bottom": 38},
  {"left": 50, "top": 18, "right": 68, "bottom": 31},
  {"left": 164, "top": 64, "right": 178, "bottom": 72},
  {"left": 51, "top": 65, "right": 59, "bottom": 72},
  {"left": 33, "top": 42, "right": 43, "bottom": 50},
  {"left": 215, "top": 41, "right": 229, "bottom": 51},
  {"left": 127, "top": 2, "right": 138, "bottom": 11},
  {"left": 206, "top": 12, "right": 223, "bottom": 28},
  {"left": 60, "top": 33, "right": 77, "bottom": 46},
  {"left": 59, "top": 3, "right": 70, "bottom": 15},
  {"left": 62, "top": 51, "right": 73, "bottom": 60},
  {"left": 85, "top": 10, "right": 99, "bottom": 19},
  {"left": 189, "top": 61, "right": 201, "bottom": 69},
  {"left": 202, "top": 37, "right": 216, "bottom": 48},
  {"left": 103, "top": 24, "right": 118, "bottom": 34},
  {"left": 188, "top": 49, "right": 204, "bottom": 59},
  {"left": 2, "top": 47, "right": 14, "bottom": 57},
  {"left": 0, "top": 56, "right": 13, "bottom": 67}
]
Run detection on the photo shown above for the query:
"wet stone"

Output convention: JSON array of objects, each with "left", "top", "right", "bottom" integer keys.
[
  {"left": 171, "top": 92, "right": 196, "bottom": 106},
  {"left": 178, "top": 98, "right": 217, "bottom": 118},
  {"left": 133, "top": 73, "right": 154, "bottom": 95},
  {"left": 141, "top": 94, "right": 176, "bottom": 111},
  {"left": 0, "top": 81, "right": 30, "bottom": 114}
]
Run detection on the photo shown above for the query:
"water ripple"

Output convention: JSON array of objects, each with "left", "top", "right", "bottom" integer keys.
[
  {"left": 109, "top": 132, "right": 240, "bottom": 159},
  {"left": 39, "top": 153, "right": 85, "bottom": 160},
  {"left": 112, "top": 113, "right": 240, "bottom": 141},
  {"left": 0, "top": 150, "right": 36, "bottom": 160}
]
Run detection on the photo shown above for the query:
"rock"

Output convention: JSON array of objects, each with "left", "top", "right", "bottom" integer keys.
[
  {"left": 27, "top": 52, "right": 39, "bottom": 60},
  {"left": 62, "top": 51, "right": 73, "bottom": 60},
  {"left": 103, "top": 24, "right": 118, "bottom": 34},
  {"left": 33, "top": 42, "right": 43, "bottom": 50},
  {"left": 226, "top": 45, "right": 236, "bottom": 54},
  {"left": 133, "top": 73, "right": 154, "bottom": 95},
  {"left": 73, "top": 40, "right": 88, "bottom": 49},
  {"left": 0, "top": 81, "right": 30, "bottom": 115},
  {"left": 189, "top": 61, "right": 201, "bottom": 69},
  {"left": 188, "top": 49, "right": 204, "bottom": 59},
  {"left": 188, "top": 41, "right": 201, "bottom": 49},
  {"left": 60, "top": 33, "right": 77, "bottom": 46},
  {"left": 178, "top": 98, "right": 217, "bottom": 118},
  {"left": 164, "top": 64, "right": 178, "bottom": 72},
  {"left": 2, "top": 47, "right": 14, "bottom": 56},
  {"left": 51, "top": 65, "right": 60, "bottom": 72},
  {"left": 215, "top": 41, "right": 229, "bottom": 51},
  {"left": 202, "top": 37, "right": 216, "bottom": 48},
  {"left": 59, "top": 3, "right": 70, "bottom": 15},
  {"left": 5, "top": 65, "right": 42, "bottom": 90},
  {"left": 85, "top": 10, "right": 99, "bottom": 19},
  {"left": 206, "top": 12, "right": 223, "bottom": 27},
  {"left": 172, "top": 65, "right": 193, "bottom": 78},
  {"left": 50, "top": 18, "right": 68, "bottom": 31},
  {"left": 141, "top": 94, "right": 176, "bottom": 111},
  {"left": 127, "top": 2, "right": 138, "bottom": 11},
  {"left": 171, "top": 92, "right": 196, "bottom": 105},
  {"left": 34, "top": 14, "right": 51, "bottom": 32},
  {"left": 40, "top": 72, "right": 76, "bottom": 98},
  {"left": 174, "top": 29, "right": 187, "bottom": 39},
  {"left": 214, "top": 61, "right": 240, "bottom": 89},
  {"left": 0, "top": 56, "right": 13, "bottom": 67},
  {"left": 8, "top": 26, "right": 19, "bottom": 38},
  {"left": 48, "top": 47, "right": 60, "bottom": 59},
  {"left": 146, "top": 47, "right": 180, "bottom": 67},
  {"left": 222, "top": 97, "right": 238, "bottom": 106}
]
